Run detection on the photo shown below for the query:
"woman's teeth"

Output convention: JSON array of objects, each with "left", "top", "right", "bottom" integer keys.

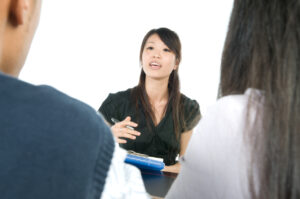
[{"left": 150, "top": 62, "right": 160, "bottom": 66}]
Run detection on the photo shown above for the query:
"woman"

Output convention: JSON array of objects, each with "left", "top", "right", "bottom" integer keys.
[
  {"left": 166, "top": 0, "right": 300, "bottom": 198},
  {"left": 99, "top": 28, "right": 201, "bottom": 173}
]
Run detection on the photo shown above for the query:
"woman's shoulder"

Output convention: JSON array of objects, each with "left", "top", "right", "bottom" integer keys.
[
  {"left": 180, "top": 93, "right": 200, "bottom": 110},
  {"left": 180, "top": 94, "right": 201, "bottom": 131},
  {"left": 102, "top": 88, "right": 133, "bottom": 105},
  {"left": 175, "top": 91, "right": 258, "bottom": 199},
  {"left": 188, "top": 90, "right": 258, "bottom": 169},
  {"left": 99, "top": 88, "right": 134, "bottom": 123},
  {"left": 199, "top": 88, "right": 262, "bottom": 132},
  {"left": 215, "top": 88, "right": 261, "bottom": 113}
]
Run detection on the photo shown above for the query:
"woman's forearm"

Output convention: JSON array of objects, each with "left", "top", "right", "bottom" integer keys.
[{"left": 162, "top": 162, "right": 181, "bottom": 173}]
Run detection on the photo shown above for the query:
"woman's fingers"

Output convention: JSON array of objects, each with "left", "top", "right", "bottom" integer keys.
[
  {"left": 117, "top": 120, "right": 138, "bottom": 128},
  {"left": 116, "top": 138, "right": 127, "bottom": 144},
  {"left": 117, "top": 128, "right": 140, "bottom": 139},
  {"left": 114, "top": 116, "right": 137, "bottom": 128},
  {"left": 126, "top": 128, "right": 141, "bottom": 136},
  {"left": 110, "top": 117, "right": 141, "bottom": 143},
  {"left": 111, "top": 126, "right": 141, "bottom": 140}
]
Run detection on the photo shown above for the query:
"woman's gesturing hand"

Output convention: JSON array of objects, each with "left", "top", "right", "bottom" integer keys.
[{"left": 111, "top": 116, "right": 141, "bottom": 144}]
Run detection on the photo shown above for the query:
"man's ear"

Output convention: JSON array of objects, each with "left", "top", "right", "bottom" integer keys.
[{"left": 9, "top": 0, "right": 29, "bottom": 26}]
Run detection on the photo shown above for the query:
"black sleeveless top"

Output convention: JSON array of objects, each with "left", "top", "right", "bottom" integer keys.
[{"left": 99, "top": 88, "right": 201, "bottom": 165}]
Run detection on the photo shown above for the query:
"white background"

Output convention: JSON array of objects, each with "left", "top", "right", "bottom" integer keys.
[{"left": 20, "top": 0, "right": 233, "bottom": 115}]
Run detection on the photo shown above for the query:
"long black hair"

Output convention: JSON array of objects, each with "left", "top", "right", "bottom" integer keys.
[{"left": 220, "top": 0, "right": 300, "bottom": 198}]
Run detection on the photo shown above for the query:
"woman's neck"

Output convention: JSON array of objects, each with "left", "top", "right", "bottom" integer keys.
[{"left": 145, "top": 77, "right": 169, "bottom": 104}]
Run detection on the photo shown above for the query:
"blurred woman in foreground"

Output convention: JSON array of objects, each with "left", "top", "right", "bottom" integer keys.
[{"left": 166, "top": 0, "right": 300, "bottom": 198}]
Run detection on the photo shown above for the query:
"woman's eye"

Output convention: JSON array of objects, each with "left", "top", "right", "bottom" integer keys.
[
  {"left": 147, "top": 46, "right": 153, "bottom": 50},
  {"left": 163, "top": 48, "right": 171, "bottom": 52}
]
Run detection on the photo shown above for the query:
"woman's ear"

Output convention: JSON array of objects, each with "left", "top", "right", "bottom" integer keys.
[
  {"left": 174, "top": 58, "right": 180, "bottom": 70},
  {"left": 9, "top": 0, "right": 29, "bottom": 26}
]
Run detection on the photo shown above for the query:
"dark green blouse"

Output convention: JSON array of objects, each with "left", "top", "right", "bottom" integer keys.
[{"left": 99, "top": 88, "right": 201, "bottom": 165}]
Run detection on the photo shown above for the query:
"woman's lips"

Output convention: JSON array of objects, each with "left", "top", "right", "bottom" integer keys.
[{"left": 149, "top": 61, "right": 161, "bottom": 69}]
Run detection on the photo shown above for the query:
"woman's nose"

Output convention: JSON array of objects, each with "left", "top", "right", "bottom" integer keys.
[{"left": 152, "top": 50, "right": 161, "bottom": 58}]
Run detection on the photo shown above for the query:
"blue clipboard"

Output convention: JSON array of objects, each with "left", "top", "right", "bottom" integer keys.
[{"left": 125, "top": 154, "right": 165, "bottom": 171}]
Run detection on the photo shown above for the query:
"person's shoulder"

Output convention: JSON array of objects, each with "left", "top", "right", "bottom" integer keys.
[
  {"left": 215, "top": 88, "right": 260, "bottom": 113},
  {"left": 180, "top": 93, "right": 200, "bottom": 109},
  {"left": 110, "top": 88, "right": 132, "bottom": 98},
  {"left": 38, "top": 85, "right": 101, "bottom": 121},
  {"left": 102, "top": 88, "right": 132, "bottom": 105},
  {"left": 209, "top": 93, "right": 247, "bottom": 121},
  {"left": 191, "top": 90, "right": 255, "bottom": 156},
  {"left": 13, "top": 80, "right": 107, "bottom": 133},
  {"left": 216, "top": 93, "right": 247, "bottom": 110},
  {"left": 182, "top": 90, "right": 256, "bottom": 199},
  {"left": 180, "top": 93, "right": 201, "bottom": 118},
  {"left": 179, "top": 94, "right": 201, "bottom": 131},
  {"left": 202, "top": 88, "right": 261, "bottom": 129}
]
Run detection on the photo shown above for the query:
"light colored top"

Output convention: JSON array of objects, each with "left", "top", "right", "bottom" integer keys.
[
  {"left": 166, "top": 89, "right": 261, "bottom": 199},
  {"left": 101, "top": 144, "right": 150, "bottom": 199}
]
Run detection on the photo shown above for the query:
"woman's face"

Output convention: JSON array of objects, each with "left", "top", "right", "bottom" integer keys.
[{"left": 141, "top": 34, "right": 177, "bottom": 81}]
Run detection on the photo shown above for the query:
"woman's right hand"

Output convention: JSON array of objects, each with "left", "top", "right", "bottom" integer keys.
[{"left": 111, "top": 116, "right": 141, "bottom": 144}]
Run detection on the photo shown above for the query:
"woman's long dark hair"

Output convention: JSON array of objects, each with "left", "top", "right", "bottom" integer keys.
[
  {"left": 220, "top": 0, "right": 300, "bottom": 198},
  {"left": 131, "top": 27, "right": 184, "bottom": 141}
]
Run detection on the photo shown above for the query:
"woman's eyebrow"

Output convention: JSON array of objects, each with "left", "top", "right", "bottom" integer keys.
[{"left": 146, "top": 41, "right": 155, "bottom": 44}]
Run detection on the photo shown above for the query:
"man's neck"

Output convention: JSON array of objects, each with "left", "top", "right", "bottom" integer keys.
[{"left": 0, "top": 65, "right": 20, "bottom": 77}]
